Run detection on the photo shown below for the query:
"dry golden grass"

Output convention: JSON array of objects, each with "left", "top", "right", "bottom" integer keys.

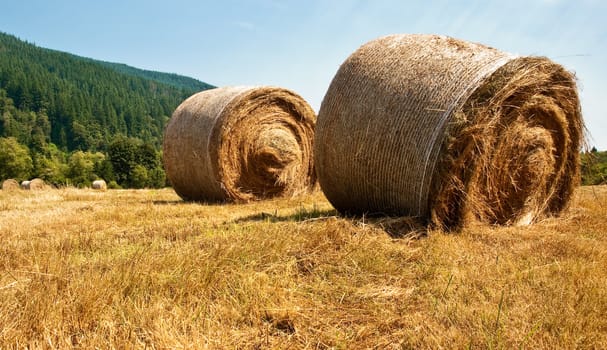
[{"left": 1, "top": 186, "right": 606, "bottom": 349}]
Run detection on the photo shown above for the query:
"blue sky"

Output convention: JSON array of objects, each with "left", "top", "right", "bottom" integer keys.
[{"left": 1, "top": 0, "right": 605, "bottom": 149}]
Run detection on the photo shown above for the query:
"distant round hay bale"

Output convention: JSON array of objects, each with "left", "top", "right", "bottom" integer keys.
[
  {"left": 163, "top": 86, "right": 316, "bottom": 202},
  {"left": 1, "top": 179, "right": 20, "bottom": 191},
  {"left": 24, "top": 178, "right": 46, "bottom": 191},
  {"left": 316, "top": 34, "right": 583, "bottom": 228},
  {"left": 92, "top": 180, "right": 107, "bottom": 191}
]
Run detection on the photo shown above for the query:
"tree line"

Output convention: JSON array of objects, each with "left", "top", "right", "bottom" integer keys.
[
  {"left": 581, "top": 147, "right": 607, "bottom": 186},
  {"left": 0, "top": 135, "right": 166, "bottom": 188}
]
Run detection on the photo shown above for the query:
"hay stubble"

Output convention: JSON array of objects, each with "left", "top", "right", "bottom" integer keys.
[{"left": 1, "top": 186, "right": 606, "bottom": 348}]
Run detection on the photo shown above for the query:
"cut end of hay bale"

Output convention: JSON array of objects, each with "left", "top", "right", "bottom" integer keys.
[
  {"left": 163, "top": 86, "right": 316, "bottom": 202},
  {"left": 430, "top": 56, "right": 583, "bottom": 228},
  {"left": 1, "top": 179, "right": 20, "bottom": 191},
  {"left": 315, "top": 34, "right": 583, "bottom": 229}
]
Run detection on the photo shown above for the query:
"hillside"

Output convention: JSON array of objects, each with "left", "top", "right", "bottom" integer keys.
[
  {"left": 0, "top": 31, "right": 212, "bottom": 150},
  {"left": 97, "top": 61, "right": 213, "bottom": 91},
  {"left": 0, "top": 186, "right": 605, "bottom": 348},
  {"left": 0, "top": 31, "right": 213, "bottom": 188}
]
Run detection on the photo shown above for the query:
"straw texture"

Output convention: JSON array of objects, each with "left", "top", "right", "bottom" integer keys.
[
  {"left": 163, "top": 86, "right": 316, "bottom": 202},
  {"left": 1, "top": 179, "right": 19, "bottom": 191},
  {"left": 315, "top": 34, "right": 583, "bottom": 228}
]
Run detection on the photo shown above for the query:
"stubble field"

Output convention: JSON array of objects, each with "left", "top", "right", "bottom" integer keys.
[{"left": 1, "top": 186, "right": 606, "bottom": 349}]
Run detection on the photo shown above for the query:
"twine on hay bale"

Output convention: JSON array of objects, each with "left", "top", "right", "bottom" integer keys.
[
  {"left": 163, "top": 86, "right": 316, "bottom": 202},
  {"left": 315, "top": 34, "right": 584, "bottom": 228},
  {"left": 1, "top": 179, "right": 20, "bottom": 191},
  {"left": 92, "top": 180, "right": 107, "bottom": 191}
]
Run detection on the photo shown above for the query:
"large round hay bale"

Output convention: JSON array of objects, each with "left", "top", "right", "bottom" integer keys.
[
  {"left": 92, "top": 179, "right": 107, "bottom": 191},
  {"left": 1, "top": 179, "right": 20, "bottom": 191},
  {"left": 163, "top": 86, "right": 316, "bottom": 202},
  {"left": 316, "top": 34, "right": 583, "bottom": 228}
]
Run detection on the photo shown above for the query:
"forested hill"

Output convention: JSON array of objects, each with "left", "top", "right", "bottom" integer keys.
[
  {"left": 96, "top": 61, "right": 213, "bottom": 91},
  {"left": 0, "top": 31, "right": 212, "bottom": 150},
  {"left": 0, "top": 31, "right": 213, "bottom": 188}
]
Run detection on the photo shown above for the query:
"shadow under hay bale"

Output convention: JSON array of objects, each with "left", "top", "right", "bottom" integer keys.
[
  {"left": 315, "top": 34, "right": 583, "bottom": 229},
  {"left": 163, "top": 86, "right": 316, "bottom": 202},
  {"left": 1, "top": 179, "right": 20, "bottom": 191}
]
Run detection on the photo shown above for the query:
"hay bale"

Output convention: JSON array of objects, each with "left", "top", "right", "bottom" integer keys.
[
  {"left": 21, "top": 178, "right": 46, "bottom": 190},
  {"left": 1, "top": 179, "right": 20, "bottom": 191},
  {"left": 316, "top": 34, "right": 583, "bottom": 228},
  {"left": 92, "top": 180, "right": 107, "bottom": 191},
  {"left": 163, "top": 86, "right": 316, "bottom": 202},
  {"left": 29, "top": 178, "right": 46, "bottom": 190}
]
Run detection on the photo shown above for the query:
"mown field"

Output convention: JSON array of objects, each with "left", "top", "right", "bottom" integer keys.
[{"left": 1, "top": 186, "right": 606, "bottom": 349}]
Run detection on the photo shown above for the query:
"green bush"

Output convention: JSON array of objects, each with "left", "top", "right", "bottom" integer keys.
[
  {"left": 0, "top": 137, "right": 32, "bottom": 181},
  {"left": 581, "top": 149, "right": 607, "bottom": 185}
]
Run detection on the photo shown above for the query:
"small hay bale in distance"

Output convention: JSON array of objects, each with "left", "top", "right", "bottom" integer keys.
[
  {"left": 163, "top": 86, "right": 317, "bottom": 202},
  {"left": 1, "top": 179, "right": 20, "bottom": 191},
  {"left": 92, "top": 180, "right": 107, "bottom": 191},
  {"left": 315, "top": 34, "right": 583, "bottom": 228}
]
